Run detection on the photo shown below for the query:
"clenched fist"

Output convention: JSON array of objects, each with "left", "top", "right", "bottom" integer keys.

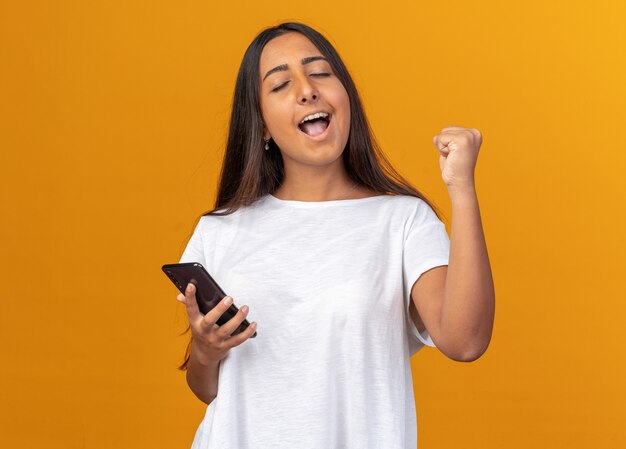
[{"left": 433, "top": 126, "right": 483, "bottom": 189}]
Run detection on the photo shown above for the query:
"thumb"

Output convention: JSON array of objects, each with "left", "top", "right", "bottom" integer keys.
[{"left": 433, "top": 135, "right": 451, "bottom": 156}]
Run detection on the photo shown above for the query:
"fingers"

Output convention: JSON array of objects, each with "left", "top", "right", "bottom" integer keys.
[
  {"left": 202, "top": 297, "right": 257, "bottom": 345},
  {"left": 176, "top": 287, "right": 257, "bottom": 346},
  {"left": 433, "top": 134, "right": 453, "bottom": 154},
  {"left": 226, "top": 319, "right": 258, "bottom": 348},
  {"left": 176, "top": 283, "right": 202, "bottom": 324},
  {"left": 440, "top": 125, "right": 466, "bottom": 132},
  {"left": 200, "top": 295, "right": 234, "bottom": 330},
  {"left": 212, "top": 303, "right": 251, "bottom": 339},
  {"left": 433, "top": 127, "right": 482, "bottom": 153}
]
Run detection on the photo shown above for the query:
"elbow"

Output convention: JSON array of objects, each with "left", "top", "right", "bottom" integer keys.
[
  {"left": 455, "top": 345, "right": 488, "bottom": 362},
  {"left": 448, "top": 318, "right": 495, "bottom": 363},
  {"left": 446, "top": 337, "right": 492, "bottom": 363},
  {"left": 437, "top": 308, "right": 495, "bottom": 362}
]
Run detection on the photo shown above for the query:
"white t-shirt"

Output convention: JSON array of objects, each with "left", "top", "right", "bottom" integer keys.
[{"left": 178, "top": 192, "right": 450, "bottom": 449}]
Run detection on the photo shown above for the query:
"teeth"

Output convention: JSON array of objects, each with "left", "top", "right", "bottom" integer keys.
[{"left": 299, "top": 112, "right": 329, "bottom": 124}]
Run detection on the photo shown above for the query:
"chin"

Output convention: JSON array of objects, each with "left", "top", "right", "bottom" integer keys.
[{"left": 282, "top": 146, "right": 345, "bottom": 168}]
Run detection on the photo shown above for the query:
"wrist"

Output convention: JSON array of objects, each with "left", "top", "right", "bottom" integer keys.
[
  {"left": 446, "top": 182, "right": 477, "bottom": 199},
  {"left": 190, "top": 341, "right": 221, "bottom": 368}
]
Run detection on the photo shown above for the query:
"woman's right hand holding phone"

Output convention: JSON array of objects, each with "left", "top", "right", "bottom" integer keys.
[{"left": 177, "top": 283, "right": 257, "bottom": 365}]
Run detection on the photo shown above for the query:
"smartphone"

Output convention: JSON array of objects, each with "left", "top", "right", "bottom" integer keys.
[{"left": 162, "top": 262, "right": 256, "bottom": 338}]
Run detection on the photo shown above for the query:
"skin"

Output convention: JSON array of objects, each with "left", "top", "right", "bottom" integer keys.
[
  {"left": 177, "top": 36, "right": 495, "bottom": 406},
  {"left": 410, "top": 127, "right": 495, "bottom": 362},
  {"left": 259, "top": 31, "right": 377, "bottom": 201}
]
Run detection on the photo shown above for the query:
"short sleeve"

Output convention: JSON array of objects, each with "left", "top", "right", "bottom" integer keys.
[
  {"left": 178, "top": 217, "right": 206, "bottom": 266},
  {"left": 402, "top": 199, "right": 450, "bottom": 353}
]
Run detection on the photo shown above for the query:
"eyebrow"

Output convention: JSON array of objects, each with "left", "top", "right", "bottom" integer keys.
[{"left": 262, "top": 56, "right": 328, "bottom": 81}]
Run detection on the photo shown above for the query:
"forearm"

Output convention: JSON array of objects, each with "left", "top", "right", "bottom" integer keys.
[
  {"left": 186, "top": 341, "right": 221, "bottom": 404},
  {"left": 441, "top": 185, "right": 495, "bottom": 360}
]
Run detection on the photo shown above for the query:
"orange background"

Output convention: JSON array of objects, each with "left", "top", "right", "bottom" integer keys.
[{"left": 1, "top": 1, "right": 624, "bottom": 448}]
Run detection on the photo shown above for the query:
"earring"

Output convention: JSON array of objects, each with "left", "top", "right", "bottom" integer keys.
[{"left": 264, "top": 139, "right": 270, "bottom": 151}]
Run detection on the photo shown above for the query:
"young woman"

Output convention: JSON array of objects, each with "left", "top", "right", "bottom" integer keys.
[{"left": 175, "top": 21, "right": 495, "bottom": 449}]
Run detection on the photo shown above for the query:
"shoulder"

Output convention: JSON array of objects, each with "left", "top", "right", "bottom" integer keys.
[
  {"left": 382, "top": 194, "right": 435, "bottom": 218},
  {"left": 389, "top": 195, "right": 447, "bottom": 240},
  {"left": 197, "top": 201, "right": 261, "bottom": 230},
  {"left": 397, "top": 194, "right": 442, "bottom": 219}
]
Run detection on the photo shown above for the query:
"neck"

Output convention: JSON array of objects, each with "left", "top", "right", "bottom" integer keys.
[{"left": 272, "top": 164, "right": 358, "bottom": 202}]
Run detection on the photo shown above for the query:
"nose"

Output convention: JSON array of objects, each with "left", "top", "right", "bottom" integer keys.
[{"left": 296, "top": 76, "right": 319, "bottom": 105}]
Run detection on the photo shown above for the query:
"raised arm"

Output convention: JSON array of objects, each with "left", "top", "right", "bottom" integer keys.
[{"left": 410, "top": 127, "right": 495, "bottom": 362}]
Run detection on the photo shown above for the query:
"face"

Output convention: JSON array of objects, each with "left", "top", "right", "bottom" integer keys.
[{"left": 258, "top": 32, "right": 351, "bottom": 168}]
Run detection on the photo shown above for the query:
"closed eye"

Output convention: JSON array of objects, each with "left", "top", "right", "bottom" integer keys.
[
  {"left": 271, "top": 73, "right": 332, "bottom": 93},
  {"left": 272, "top": 82, "right": 288, "bottom": 93}
]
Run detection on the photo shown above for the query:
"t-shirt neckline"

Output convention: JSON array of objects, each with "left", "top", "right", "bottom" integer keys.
[{"left": 265, "top": 193, "right": 389, "bottom": 207}]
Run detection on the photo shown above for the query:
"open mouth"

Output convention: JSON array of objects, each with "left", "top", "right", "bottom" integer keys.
[{"left": 298, "top": 114, "right": 331, "bottom": 138}]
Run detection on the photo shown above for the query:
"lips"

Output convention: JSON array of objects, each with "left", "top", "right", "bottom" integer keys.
[{"left": 297, "top": 113, "right": 332, "bottom": 139}]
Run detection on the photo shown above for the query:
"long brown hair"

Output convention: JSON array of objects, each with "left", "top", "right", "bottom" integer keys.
[{"left": 178, "top": 22, "right": 447, "bottom": 370}]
